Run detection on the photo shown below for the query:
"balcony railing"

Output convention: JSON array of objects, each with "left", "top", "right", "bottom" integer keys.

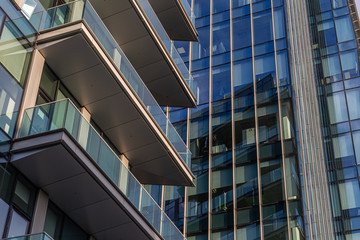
[
  {"left": 23, "top": 0, "right": 191, "bottom": 167},
  {"left": 1, "top": 233, "right": 54, "bottom": 240},
  {"left": 179, "top": 0, "right": 195, "bottom": 24},
  {"left": 135, "top": 0, "right": 196, "bottom": 92},
  {"left": 19, "top": 99, "right": 186, "bottom": 240}
]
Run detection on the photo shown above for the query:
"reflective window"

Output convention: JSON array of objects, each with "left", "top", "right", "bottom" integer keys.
[
  {"left": 327, "top": 92, "right": 349, "bottom": 124},
  {"left": 213, "top": 0, "right": 230, "bottom": 13},
  {"left": 233, "top": 58, "right": 253, "bottom": 92},
  {"left": 212, "top": 111, "right": 232, "bottom": 153},
  {"left": 274, "top": 7, "right": 285, "bottom": 39},
  {"left": 322, "top": 54, "right": 342, "bottom": 82},
  {"left": 212, "top": 63, "right": 231, "bottom": 101},
  {"left": 340, "top": 50, "right": 359, "bottom": 79},
  {"left": 338, "top": 180, "right": 360, "bottom": 210},
  {"left": 261, "top": 159, "right": 285, "bottom": 204},
  {"left": 317, "top": 20, "right": 337, "bottom": 46},
  {"left": 346, "top": 88, "right": 360, "bottom": 120},
  {"left": 253, "top": 10, "right": 273, "bottom": 45},
  {"left": 212, "top": 21, "right": 230, "bottom": 55},
  {"left": 236, "top": 224, "right": 260, "bottom": 240},
  {"left": 332, "top": 133, "right": 355, "bottom": 167},
  {"left": 236, "top": 163, "right": 258, "bottom": 207},
  {"left": 192, "top": 69, "right": 210, "bottom": 105},
  {"left": 193, "top": 0, "right": 210, "bottom": 17},
  {"left": 192, "top": 26, "right": 210, "bottom": 60},
  {"left": 352, "top": 131, "right": 360, "bottom": 164},
  {"left": 234, "top": 107, "right": 255, "bottom": 148},
  {"left": 233, "top": 15, "right": 251, "bottom": 50},
  {"left": 335, "top": 15, "right": 355, "bottom": 43},
  {"left": 6, "top": 211, "right": 29, "bottom": 238},
  {"left": 211, "top": 167, "right": 233, "bottom": 213}
]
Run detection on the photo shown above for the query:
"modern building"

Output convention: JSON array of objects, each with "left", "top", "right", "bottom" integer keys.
[
  {"left": 1, "top": 0, "right": 360, "bottom": 240},
  {"left": 0, "top": 0, "right": 198, "bottom": 239}
]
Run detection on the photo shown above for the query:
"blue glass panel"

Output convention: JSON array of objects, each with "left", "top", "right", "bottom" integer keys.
[
  {"left": 234, "top": 58, "right": 253, "bottom": 92},
  {"left": 192, "top": 26, "right": 210, "bottom": 60},
  {"left": 212, "top": 63, "right": 231, "bottom": 101},
  {"left": 353, "top": 131, "right": 360, "bottom": 164},
  {"left": 212, "top": 21, "right": 230, "bottom": 55},
  {"left": 322, "top": 54, "right": 342, "bottom": 82},
  {"left": 193, "top": 0, "right": 210, "bottom": 18},
  {"left": 346, "top": 88, "right": 360, "bottom": 120},
  {"left": 213, "top": 0, "right": 230, "bottom": 14},
  {"left": 335, "top": 15, "right": 355, "bottom": 43},
  {"left": 192, "top": 69, "right": 210, "bottom": 105},
  {"left": 327, "top": 92, "right": 349, "bottom": 124},
  {"left": 317, "top": 20, "right": 337, "bottom": 46},
  {"left": 340, "top": 50, "right": 360, "bottom": 79},
  {"left": 274, "top": 7, "right": 285, "bottom": 39},
  {"left": 253, "top": 10, "right": 273, "bottom": 45}
]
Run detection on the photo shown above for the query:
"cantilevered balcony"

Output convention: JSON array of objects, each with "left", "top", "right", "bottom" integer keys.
[
  {"left": 147, "top": 0, "right": 198, "bottom": 41},
  {"left": 22, "top": 1, "right": 194, "bottom": 186},
  {"left": 11, "top": 100, "right": 186, "bottom": 240},
  {"left": 24, "top": 0, "right": 197, "bottom": 107}
]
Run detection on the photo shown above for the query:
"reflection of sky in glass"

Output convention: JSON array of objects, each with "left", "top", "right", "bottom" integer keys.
[{"left": 357, "top": 0, "right": 360, "bottom": 18}]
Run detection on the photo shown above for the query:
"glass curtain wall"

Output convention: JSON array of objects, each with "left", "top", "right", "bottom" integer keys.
[
  {"left": 309, "top": 0, "right": 360, "bottom": 239},
  {"left": 164, "top": 0, "right": 305, "bottom": 239}
]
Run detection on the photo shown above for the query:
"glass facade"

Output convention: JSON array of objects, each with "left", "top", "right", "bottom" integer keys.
[{"left": 2, "top": 0, "right": 360, "bottom": 239}]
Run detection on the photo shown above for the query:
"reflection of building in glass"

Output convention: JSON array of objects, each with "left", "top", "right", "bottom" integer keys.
[{"left": 2, "top": 0, "right": 360, "bottom": 239}]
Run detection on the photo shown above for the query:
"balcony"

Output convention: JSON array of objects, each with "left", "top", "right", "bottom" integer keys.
[
  {"left": 22, "top": 0, "right": 194, "bottom": 186},
  {"left": 146, "top": 0, "right": 198, "bottom": 41},
  {"left": 1, "top": 233, "right": 53, "bottom": 240},
  {"left": 11, "top": 100, "right": 186, "bottom": 240},
  {"left": 24, "top": 0, "right": 197, "bottom": 107}
]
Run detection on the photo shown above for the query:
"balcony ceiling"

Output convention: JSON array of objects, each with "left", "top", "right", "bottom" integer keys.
[
  {"left": 37, "top": 23, "right": 193, "bottom": 186},
  {"left": 90, "top": 0, "right": 197, "bottom": 107},
  {"left": 147, "top": 0, "right": 198, "bottom": 41},
  {"left": 11, "top": 131, "right": 162, "bottom": 240}
]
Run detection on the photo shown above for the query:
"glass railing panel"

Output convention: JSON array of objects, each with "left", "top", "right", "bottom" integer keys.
[
  {"left": 19, "top": 100, "right": 186, "bottom": 240},
  {"left": 179, "top": 0, "right": 195, "bottom": 24},
  {"left": 136, "top": 0, "right": 196, "bottom": 93},
  {"left": 22, "top": 0, "right": 191, "bottom": 167},
  {"left": 1, "top": 232, "right": 54, "bottom": 240}
]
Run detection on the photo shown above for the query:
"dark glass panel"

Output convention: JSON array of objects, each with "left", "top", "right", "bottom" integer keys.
[
  {"left": 212, "top": 111, "right": 232, "bottom": 154},
  {"left": 236, "top": 163, "right": 258, "bottom": 208},
  {"left": 260, "top": 158, "right": 285, "bottom": 204},
  {"left": 233, "top": 15, "right": 251, "bottom": 50}
]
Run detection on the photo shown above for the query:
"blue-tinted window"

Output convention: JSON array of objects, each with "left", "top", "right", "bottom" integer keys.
[
  {"left": 232, "top": 0, "right": 251, "bottom": 8},
  {"left": 234, "top": 58, "right": 253, "bottom": 92},
  {"left": 317, "top": 20, "right": 337, "bottom": 46},
  {"left": 335, "top": 15, "right": 355, "bottom": 43},
  {"left": 193, "top": 0, "right": 210, "bottom": 17},
  {"left": 233, "top": 15, "right": 251, "bottom": 50},
  {"left": 253, "top": 10, "right": 273, "bottom": 45},
  {"left": 274, "top": 7, "right": 285, "bottom": 39},
  {"left": 327, "top": 92, "right": 349, "bottom": 124},
  {"left": 213, "top": 0, "right": 230, "bottom": 14},
  {"left": 346, "top": 88, "right": 360, "bottom": 120},
  {"left": 332, "top": 0, "right": 347, "bottom": 9},
  {"left": 192, "top": 26, "right": 210, "bottom": 60},
  {"left": 322, "top": 54, "right": 342, "bottom": 82},
  {"left": 192, "top": 68, "right": 210, "bottom": 105},
  {"left": 340, "top": 50, "right": 359, "bottom": 79},
  {"left": 212, "top": 63, "right": 231, "bottom": 101},
  {"left": 212, "top": 21, "right": 230, "bottom": 55}
]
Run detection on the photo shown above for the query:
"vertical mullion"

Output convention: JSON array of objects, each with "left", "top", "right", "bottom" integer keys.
[
  {"left": 208, "top": 0, "right": 213, "bottom": 238},
  {"left": 249, "top": 1, "right": 264, "bottom": 239},
  {"left": 270, "top": 1, "right": 292, "bottom": 240},
  {"left": 229, "top": 0, "right": 237, "bottom": 239}
]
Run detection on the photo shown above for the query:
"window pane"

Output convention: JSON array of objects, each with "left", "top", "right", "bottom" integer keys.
[
  {"left": 332, "top": 133, "right": 355, "bottom": 167},
  {"left": 233, "top": 58, "right": 253, "bottom": 91},
  {"left": 340, "top": 50, "right": 359, "bottom": 79},
  {"left": 233, "top": 15, "right": 251, "bottom": 50},
  {"left": 7, "top": 211, "right": 29, "bottom": 238},
  {"left": 327, "top": 92, "right": 348, "bottom": 124},
  {"left": 212, "top": 63, "right": 231, "bottom": 101},
  {"left": 212, "top": 21, "right": 230, "bottom": 55},
  {"left": 346, "top": 88, "right": 360, "bottom": 120},
  {"left": 253, "top": 10, "right": 273, "bottom": 45},
  {"left": 322, "top": 54, "right": 342, "bottom": 82},
  {"left": 317, "top": 20, "right": 337, "bottom": 46},
  {"left": 0, "top": 199, "right": 9, "bottom": 237},
  {"left": 335, "top": 15, "right": 355, "bottom": 43},
  {"left": 353, "top": 131, "right": 360, "bottom": 164},
  {"left": 192, "top": 26, "right": 210, "bottom": 60},
  {"left": 273, "top": 7, "right": 285, "bottom": 39},
  {"left": 339, "top": 180, "right": 360, "bottom": 210}
]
